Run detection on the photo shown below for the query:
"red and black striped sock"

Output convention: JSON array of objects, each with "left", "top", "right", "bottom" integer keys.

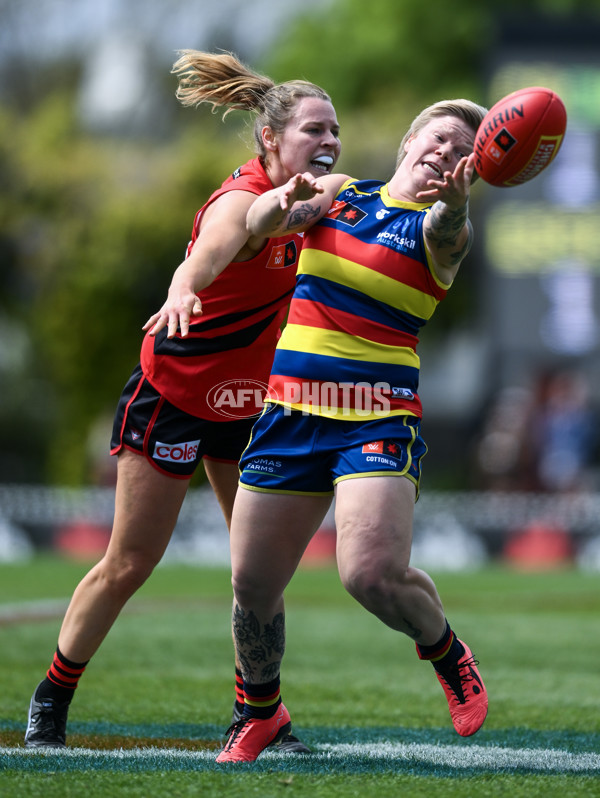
[
  {"left": 234, "top": 668, "right": 244, "bottom": 716},
  {"left": 242, "top": 676, "right": 281, "bottom": 720},
  {"left": 35, "top": 646, "right": 89, "bottom": 704}
]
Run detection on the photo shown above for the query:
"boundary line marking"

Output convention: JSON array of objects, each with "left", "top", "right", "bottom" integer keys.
[{"left": 2, "top": 741, "right": 600, "bottom": 774}]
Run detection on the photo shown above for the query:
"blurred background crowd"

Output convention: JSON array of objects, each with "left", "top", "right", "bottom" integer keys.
[{"left": 2, "top": 0, "right": 600, "bottom": 569}]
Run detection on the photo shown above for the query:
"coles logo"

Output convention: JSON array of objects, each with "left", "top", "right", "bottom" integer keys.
[
  {"left": 207, "top": 379, "right": 279, "bottom": 419},
  {"left": 153, "top": 439, "right": 200, "bottom": 464}
]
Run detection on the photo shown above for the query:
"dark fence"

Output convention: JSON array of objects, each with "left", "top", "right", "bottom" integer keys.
[{"left": 1, "top": 484, "right": 599, "bottom": 569}]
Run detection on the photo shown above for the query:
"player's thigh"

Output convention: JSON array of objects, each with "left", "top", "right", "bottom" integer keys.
[
  {"left": 109, "top": 449, "right": 191, "bottom": 563},
  {"left": 334, "top": 475, "right": 416, "bottom": 579},
  {"left": 203, "top": 459, "right": 240, "bottom": 530},
  {"left": 230, "top": 487, "right": 332, "bottom": 596}
]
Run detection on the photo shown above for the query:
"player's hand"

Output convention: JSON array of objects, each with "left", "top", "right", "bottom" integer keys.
[
  {"left": 278, "top": 172, "right": 324, "bottom": 211},
  {"left": 416, "top": 153, "right": 475, "bottom": 207},
  {"left": 143, "top": 293, "right": 203, "bottom": 338}
]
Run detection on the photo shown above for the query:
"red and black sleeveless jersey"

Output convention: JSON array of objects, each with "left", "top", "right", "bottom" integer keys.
[{"left": 140, "top": 158, "right": 302, "bottom": 420}]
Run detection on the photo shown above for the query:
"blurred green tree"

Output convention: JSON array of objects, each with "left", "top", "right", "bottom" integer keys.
[
  {"left": 2, "top": 0, "right": 598, "bottom": 485},
  {"left": 0, "top": 92, "right": 252, "bottom": 483}
]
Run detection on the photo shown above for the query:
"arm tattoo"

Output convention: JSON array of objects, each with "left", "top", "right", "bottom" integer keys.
[
  {"left": 285, "top": 202, "right": 322, "bottom": 231},
  {"left": 427, "top": 202, "right": 472, "bottom": 266},
  {"left": 453, "top": 222, "right": 474, "bottom": 264}
]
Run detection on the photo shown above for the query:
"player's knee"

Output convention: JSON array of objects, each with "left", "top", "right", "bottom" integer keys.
[
  {"left": 341, "top": 564, "right": 386, "bottom": 606},
  {"left": 231, "top": 567, "right": 275, "bottom": 608},
  {"left": 100, "top": 553, "right": 157, "bottom": 598},
  {"left": 341, "top": 560, "right": 409, "bottom": 612}
]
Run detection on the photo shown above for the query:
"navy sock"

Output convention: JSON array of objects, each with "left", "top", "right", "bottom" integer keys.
[
  {"left": 242, "top": 676, "right": 282, "bottom": 720},
  {"left": 416, "top": 622, "right": 467, "bottom": 698},
  {"left": 416, "top": 620, "right": 464, "bottom": 665}
]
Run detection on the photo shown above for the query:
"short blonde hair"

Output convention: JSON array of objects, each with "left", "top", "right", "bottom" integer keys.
[{"left": 395, "top": 99, "right": 488, "bottom": 173}]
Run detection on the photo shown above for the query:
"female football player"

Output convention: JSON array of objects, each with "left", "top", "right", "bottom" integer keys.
[
  {"left": 217, "top": 99, "right": 489, "bottom": 763},
  {"left": 25, "top": 50, "right": 341, "bottom": 753}
]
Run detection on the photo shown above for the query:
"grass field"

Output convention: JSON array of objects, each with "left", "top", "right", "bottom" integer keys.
[{"left": 1, "top": 556, "right": 599, "bottom": 797}]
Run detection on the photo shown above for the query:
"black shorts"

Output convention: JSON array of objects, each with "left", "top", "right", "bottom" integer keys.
[{"left": 110, "top": 364, "right": 256, "bottom": 478}]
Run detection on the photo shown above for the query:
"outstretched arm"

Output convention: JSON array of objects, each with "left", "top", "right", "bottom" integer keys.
[
  {"left": 419, "top": 153, "right": 475, "bottom": 284},
  {"left": 247, "top": 172, "right": 349, "bottom": 238},
  {"left": 143, "top": 191, "right": 258, "bottom": 338}
]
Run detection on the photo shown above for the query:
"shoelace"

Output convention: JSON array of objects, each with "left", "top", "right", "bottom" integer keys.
[
  {"left": 30, "top": 706, "right": 62, "bottom": 733},
  {"left": 458, "top": 655, "right": 480, "bottom": 675},
  {"left": 457, "top": 656, "right": 483, "bottom": 700},
  {"left": 222, "top": 717, "right": 251, "bottom": 750},
  {"left": 440, "top": 655, "right": 482, "bottom": 704}
]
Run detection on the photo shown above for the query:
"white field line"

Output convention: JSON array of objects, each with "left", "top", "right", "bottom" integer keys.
[
  {"left": 1, "top": 742, "right": 599, "bottom": 773},
  {"left": 0, "top": 599, "right": 69, "bottom": 623},
  {"left": 318, "top": 742, "right": 600, "bottom": 772}
]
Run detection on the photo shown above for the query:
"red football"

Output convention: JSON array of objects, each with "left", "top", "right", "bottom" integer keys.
[{"left": 474, "top": 87, "right": 567, "bottom": 187}]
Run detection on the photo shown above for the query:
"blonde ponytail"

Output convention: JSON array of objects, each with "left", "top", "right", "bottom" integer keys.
[
  {"left": 172, "top": 50, "right": 275, "bottom": 116},
  {"left": 172, "top": 50, "right": 332, "bottom": 159}
]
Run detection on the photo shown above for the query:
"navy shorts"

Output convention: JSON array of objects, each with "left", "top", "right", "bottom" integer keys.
[
  {"left": 238, "top": 403, "right": 427, "bottom": 496},
  {"left": 111, "top": 363, "right": 256, "bottom": 478}
]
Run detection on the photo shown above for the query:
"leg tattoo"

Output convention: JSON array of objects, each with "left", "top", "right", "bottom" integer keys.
[
  {"left": 232, "top": 604, "right": 285, "bottom": 682},
  {"left": 403, "top": 617, "right": 423, "bottom": 641}
]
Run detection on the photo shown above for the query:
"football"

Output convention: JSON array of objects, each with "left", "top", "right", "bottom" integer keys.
[{"left": 473, "top": 87, "right": 567, "bottom": 187}]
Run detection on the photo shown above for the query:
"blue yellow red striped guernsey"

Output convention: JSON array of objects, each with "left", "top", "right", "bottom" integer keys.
[{"left": 266, "top": 178, "right": 451, "bottom": 420}]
